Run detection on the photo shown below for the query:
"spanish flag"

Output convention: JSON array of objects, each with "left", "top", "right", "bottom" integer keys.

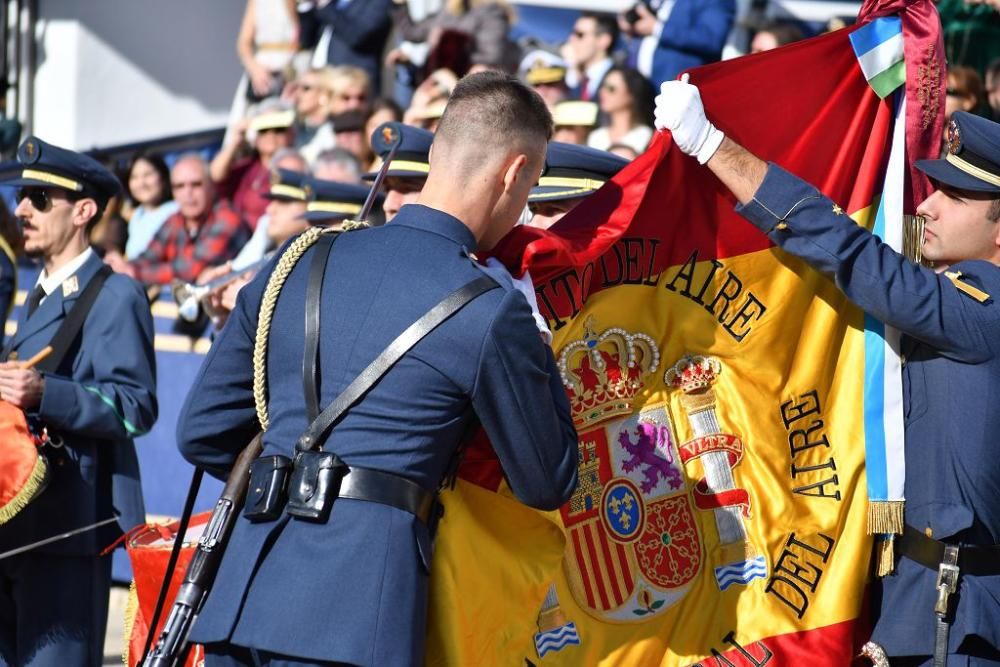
[{"left": 426, "top": 3, "right": 944, "bottom": 664}]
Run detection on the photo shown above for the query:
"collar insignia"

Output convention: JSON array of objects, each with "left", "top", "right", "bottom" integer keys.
[{"left": 62, "top": 275, "right": 79, "bottom": 297}]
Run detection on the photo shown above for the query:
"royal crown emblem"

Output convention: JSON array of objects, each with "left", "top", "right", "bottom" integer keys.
[
  {"left": 665, "top": 355, "right": 721, "bottom": 394},
  {"left": 557, "top": 316, "right": 660, "bottom": 429}
]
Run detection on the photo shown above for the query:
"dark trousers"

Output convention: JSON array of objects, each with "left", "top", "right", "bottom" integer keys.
[
  {"left": 205, "top": 642, "right": 355, "bottom": 667},
  {"left": 0, "top": 551, "right": 112, "bottom": 666},
  {"left": 890, "top": 638, "right": 1000, "bottom": 667}
]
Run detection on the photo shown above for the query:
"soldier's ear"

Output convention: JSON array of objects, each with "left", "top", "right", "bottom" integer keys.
[
  {"left": 72, "top": 198, "right": 98, "bottom": 229},
  {"left": 501, "top": 154, "right": 529, "bottom": 194}
]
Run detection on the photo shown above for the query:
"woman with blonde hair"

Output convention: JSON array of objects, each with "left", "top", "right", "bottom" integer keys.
[{"left": 294, "top": 66, "right": 338, "bottom": 165}]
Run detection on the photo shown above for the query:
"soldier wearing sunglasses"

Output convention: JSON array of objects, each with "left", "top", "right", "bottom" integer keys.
[{"left": 0, "top": 137, "right": 157, "bottom": 666}]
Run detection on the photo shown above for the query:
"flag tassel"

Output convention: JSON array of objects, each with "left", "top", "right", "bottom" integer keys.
[
  {"left": 869, "top": 500, "right": 904, "bottom": 576},
  {"left": 867, "top": 499, "right": 904, "bottom": 534}
]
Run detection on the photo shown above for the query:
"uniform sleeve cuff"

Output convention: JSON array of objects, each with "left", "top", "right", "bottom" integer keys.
[
  {"left": 735, "top": 163, "right": 824, "bottom": 234},
  {"left": 38, "top": 374, "right": 79, "bottom": 431}
]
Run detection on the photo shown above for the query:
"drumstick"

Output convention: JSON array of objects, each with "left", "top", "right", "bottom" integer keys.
[{"left": 17, "top": 346, "right": 53, "bottom": 369}]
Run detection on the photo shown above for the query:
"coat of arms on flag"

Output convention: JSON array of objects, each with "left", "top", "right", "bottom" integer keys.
[{"left": 424, "top": 1, "right": 945, "bottom": 665}]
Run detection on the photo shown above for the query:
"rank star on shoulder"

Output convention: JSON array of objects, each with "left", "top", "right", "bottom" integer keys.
[{"left": 832, "top": 204, "right": 844, "bottom": 216}]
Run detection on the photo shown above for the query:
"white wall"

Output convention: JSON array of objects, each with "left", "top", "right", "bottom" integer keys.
[{"left": 31, "top": 0, "right": 245, "bottom": 150}]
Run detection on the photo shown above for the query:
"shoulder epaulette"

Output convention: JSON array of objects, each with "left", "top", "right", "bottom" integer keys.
[{"left": 944, "top": 271, "right": 991, "bottom": 303}]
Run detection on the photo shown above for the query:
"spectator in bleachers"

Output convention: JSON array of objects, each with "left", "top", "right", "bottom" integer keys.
[
  {"left": 618, "top": 0, "right": 735, "bottom": 89},
  {"left": 366, "top": 97, "right": 403, "bottom": 128},
  {"left": 328, "top": 65, "right": 370, "bottom": 117},
  {"left": 200, "top": 163, "right": 313, "bottom": 329},
  {"left": 588, "top": 65, "right": 654, "bottom": 155},
  {"left": 293, "top": 67, "right": 338, "bottom": 165},
  {"left": 562, "top": 13, "right": 619, "bottom": 102},
  {"left": 227, "top": 0, "right": 299, "bottom": 143},
  {"left": 944, "top": 65, "right": 986, "bottom": 152},
  {"left": 403, "top": 68, "right": 456, "bottom": 127},
  {"left": 123, "top": 153, "right": 178, "bottom": 258},
  {"left": 303, "top": 0, "right": 392, "bottom": 93},
  {"left": 105, "top": 154, "right": 250, "bottom": 286},
  {"left": 89, "top": 196, "right": 128, "bottom": 257},
  {"left": 749, "top": 20, "right": 804, "bottom": 53},
  {"left": 330, "top": 109, "right": 371, "bottom": 167},
  {"left": 230, "top": 148, "right": 309, "bottom": 270},
  {"left": 519, "top": 49, "right": 570, "bottom": 109},
  {"left": 552, "top": 100, "right": 599, "bottom": 145},
  {"left": 313, "top": 147, "right": 362, "bottom": 184},
  {"left": 211, "top": 101, "right": 296, "bottom": 230},
  {"left": 987, "top": 58, "right": 1000, "bottom": 121},
  {"left": 388, "top": 1, "right": 516, "bottom": 79}
]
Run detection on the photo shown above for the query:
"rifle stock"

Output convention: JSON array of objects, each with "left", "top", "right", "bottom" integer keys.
[{"left": 142, "top": 433, "right": 263, "bottom": 667}]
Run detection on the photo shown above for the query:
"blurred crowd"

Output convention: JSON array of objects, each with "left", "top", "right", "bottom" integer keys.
[{"left": 0, "top": 0, "right": 998, "bottom": 334}]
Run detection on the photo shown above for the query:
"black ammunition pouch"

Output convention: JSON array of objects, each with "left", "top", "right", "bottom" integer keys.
[
  {"left": 243, "top": 455, "right": 292, "bottom": 522},
  {"left": 285, "top": 450, "right": 348, "bottom": 522}
]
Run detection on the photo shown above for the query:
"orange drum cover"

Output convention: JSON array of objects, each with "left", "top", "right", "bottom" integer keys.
[
  {"left": 0, "top": 399, "right": 46, "bottom": 525},
  {"left": 124, "top": 512, "right": 210, "bottom": 667}
]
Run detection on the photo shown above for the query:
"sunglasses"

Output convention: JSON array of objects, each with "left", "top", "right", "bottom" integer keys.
[{"left": 15, "top": 187, "right": 76, "bottom": 212}]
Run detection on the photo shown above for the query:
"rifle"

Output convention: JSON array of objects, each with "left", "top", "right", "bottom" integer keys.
[
  {"left": 142, "top": 122, "right": 406, "bottom": 666},
  {"left": 142, "top": 434, "right": 262, "bottom": 667}
]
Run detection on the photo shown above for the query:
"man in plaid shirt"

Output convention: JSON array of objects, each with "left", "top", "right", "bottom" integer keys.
[{"left": 106, "top": 154, "right": 250, "bottom": 285}]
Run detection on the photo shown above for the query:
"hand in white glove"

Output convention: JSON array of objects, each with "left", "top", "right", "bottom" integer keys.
[
  {"left": 485, "top": 258, "right": 553, "bottom": 345},
  {"left": 654, "top": 73, "right": 725, "bottom": 165}
]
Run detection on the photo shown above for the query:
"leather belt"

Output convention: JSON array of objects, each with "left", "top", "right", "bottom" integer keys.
[
  {"left": 338, "top": 467, "right": 436, "bottom": 525},
  {"left": 898, "top": 524, "right": 1000, "bottom": 577}
]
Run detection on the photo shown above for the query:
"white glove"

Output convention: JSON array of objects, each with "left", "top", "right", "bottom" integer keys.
[
  {"left": 485, "top": 258, "right": 553, "bottom": 345},
  {"left": 654, "top": 73, "right": 725, "bottom": 165}
]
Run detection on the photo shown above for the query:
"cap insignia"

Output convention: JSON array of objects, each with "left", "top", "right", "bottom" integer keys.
[
  {"left": 381, "top": 125, "right": 398, "bottom": 146},
  {"left": 946, "top": 119, "right": 961, "bottom": 156},
  {"left": 18, "top": 138, "right": 40, "bottom": 165},
  {"left": 270, "top": 168, "right": 282, "bottom": 186},
  {"left": 302, "top": 183, "right": 313, "bottom": 199}
]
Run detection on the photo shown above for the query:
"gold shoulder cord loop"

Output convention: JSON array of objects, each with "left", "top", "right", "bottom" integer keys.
[{"left": 252, "top": 227, "right": 335, "bottom": 430}]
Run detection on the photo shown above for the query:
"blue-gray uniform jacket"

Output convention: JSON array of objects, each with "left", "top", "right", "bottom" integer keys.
[
  {"left": 0, "top": 251, "right": 157, "bottom": 555},
  {"left": 177, "top": 205, "right": 579, "bottom": 665},
  {"left": 737, "top": 164, "right": 1000, "bottom": 656}
]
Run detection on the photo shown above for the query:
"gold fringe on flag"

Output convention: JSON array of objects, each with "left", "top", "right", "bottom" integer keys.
[
  {"left": 868, "top": 500, "right": 904, "bottom": 576},
  {"left": 0, "top": 456, "right": 48, "bottom": 525},
  {"left": 875, "top": 536, "right": 896, "bottom": 577},
  {"left": 122, "top": 580, "right": 139, "bottom": 666},
  {"left": 867, "top": 499, "right": 904, "bottom": 535}
]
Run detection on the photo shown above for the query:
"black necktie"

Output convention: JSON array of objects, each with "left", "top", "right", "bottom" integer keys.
[{"left": 26, "top": 285, "right": 45, "bottom": 317}]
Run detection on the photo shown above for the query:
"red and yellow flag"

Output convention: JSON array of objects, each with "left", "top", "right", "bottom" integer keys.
[{"left": 426, "top": 14, "right": 936, "bottom": 666}]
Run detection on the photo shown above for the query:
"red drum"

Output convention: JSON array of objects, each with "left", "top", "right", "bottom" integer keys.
[
  {"left": 123, "top": 512, "right": 210, "bottom": 667},
  {"left": 0, "top": 399, "right": 47, "bottom": 525}
]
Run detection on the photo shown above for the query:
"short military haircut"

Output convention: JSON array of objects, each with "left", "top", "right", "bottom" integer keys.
[
  {"left": 435, "top": 70, "right": 553, "bottom": 162},
  {"left": 989, "top": 197, "right": 1000, "bottom": 222}
]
